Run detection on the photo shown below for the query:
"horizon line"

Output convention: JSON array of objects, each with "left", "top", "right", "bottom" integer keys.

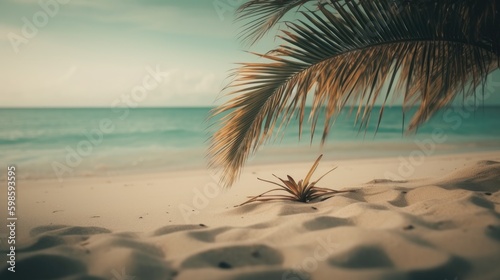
[{"left": 1, "top": 105, "right": 500, "bottom": 109}]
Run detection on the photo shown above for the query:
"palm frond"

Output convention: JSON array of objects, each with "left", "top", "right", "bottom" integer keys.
[
  {"left": 211, "top": 0, "right": 500, "bottom": 187},
  {"left": 236, "top": 0, "right": 500, "bottom": 47},
  {"left": 236, "top": 0, "right": 316, "bottom": 45}
]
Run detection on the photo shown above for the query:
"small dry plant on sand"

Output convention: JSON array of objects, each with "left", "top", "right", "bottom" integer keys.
[{"left": 237, "top": 154, "right": 354, "bottom": 206}]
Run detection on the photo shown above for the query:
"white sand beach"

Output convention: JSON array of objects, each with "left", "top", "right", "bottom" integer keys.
[{"left": 1, "top": 151, "right": 499, "bottom": 280}]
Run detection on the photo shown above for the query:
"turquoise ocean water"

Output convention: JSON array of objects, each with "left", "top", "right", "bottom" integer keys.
[{"left": 0, "top": 106, "right": 499, "bottom": 180}]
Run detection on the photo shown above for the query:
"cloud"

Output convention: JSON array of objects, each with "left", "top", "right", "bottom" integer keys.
[{"left": 155, "top": 69, "right": 222, "bottom": 98}]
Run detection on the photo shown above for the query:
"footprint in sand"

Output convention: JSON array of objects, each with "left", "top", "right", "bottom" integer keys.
[
  {"left": 0, "top": 254, "right": 87, "bottom": 280},
  {"left": 180, "top": 244, "right": 283, "bottom": 269},
  {"left": 302, "top": 216, "right": 352, "bottom": 231}
]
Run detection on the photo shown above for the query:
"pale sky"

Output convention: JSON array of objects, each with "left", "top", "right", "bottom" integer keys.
[
  {"left": 0, "top": 0, "right": 275, "bottom": 107},
  {"left": 0, "top": 0, "right": 499, "bottom": 107}
]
